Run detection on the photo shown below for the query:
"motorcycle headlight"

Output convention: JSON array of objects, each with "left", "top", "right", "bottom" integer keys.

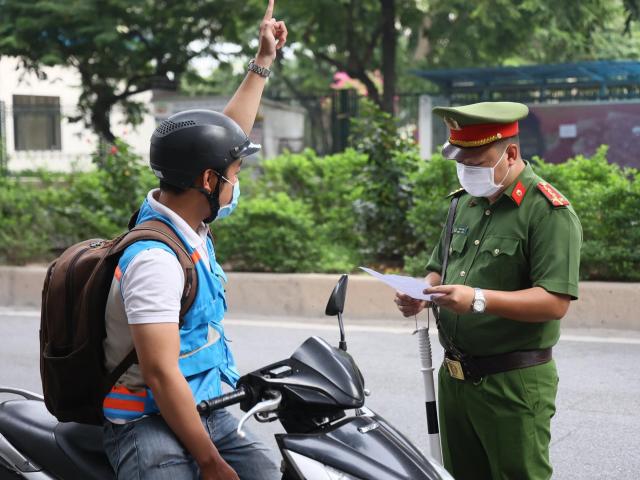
[
  {"left": 324, "top": 464, "right": 361, "bottom": 480},
  {"left": 285, "top": 450, "right": 362, "bottom": 480}
]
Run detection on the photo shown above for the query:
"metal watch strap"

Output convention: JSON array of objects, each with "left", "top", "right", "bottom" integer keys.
[
  {"left": 248, "top": 59, "right": 271, "bottom": 78},
  {"left": 472, "top": 288, "right": 486, "bottom": 313}
]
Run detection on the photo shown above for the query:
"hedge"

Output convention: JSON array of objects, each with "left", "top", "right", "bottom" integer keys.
[{"left": 1, "top": 141, "right": 638, "bottom": 281}]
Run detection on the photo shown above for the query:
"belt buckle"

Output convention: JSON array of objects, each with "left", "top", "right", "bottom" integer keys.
[{"left": 445, "top": 357, "right": 465, "bottom": 380}]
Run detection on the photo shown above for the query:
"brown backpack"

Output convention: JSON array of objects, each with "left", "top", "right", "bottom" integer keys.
[{"left": 40, "top": 216, "right": 198, "bottom": 425}]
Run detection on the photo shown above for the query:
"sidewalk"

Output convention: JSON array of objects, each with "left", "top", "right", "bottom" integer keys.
[{"left": 1, "top": 266, "right": 638, "bottom": 330}]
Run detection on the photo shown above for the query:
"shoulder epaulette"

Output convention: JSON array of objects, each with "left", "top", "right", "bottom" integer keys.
[
  {"left": 536, "top": 182, "right": 570, "bottom": 207},
  {"left": 447, "top": 187, "right": 466, "bottom": 198}
]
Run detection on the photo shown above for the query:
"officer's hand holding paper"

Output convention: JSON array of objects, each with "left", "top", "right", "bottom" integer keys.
[{"left": 359, "top": 267, "right": 440, "bottom": 301}]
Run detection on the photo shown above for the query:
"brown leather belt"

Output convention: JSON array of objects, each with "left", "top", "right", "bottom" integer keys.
[{"left": 444, "top": 347, "right": 552, "bottom": 382}]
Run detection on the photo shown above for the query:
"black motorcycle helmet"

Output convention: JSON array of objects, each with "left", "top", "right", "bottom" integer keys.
[
  {"left": 150, "top": 109, "right": 260, "bottom": 188},
  {"left": 150, "top": 109, "right": 260, "bottom": 222}
]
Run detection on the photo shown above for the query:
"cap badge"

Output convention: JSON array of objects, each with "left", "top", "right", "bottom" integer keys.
[{"left": 444, "top": 116, "right": 462, "bottom": 131}]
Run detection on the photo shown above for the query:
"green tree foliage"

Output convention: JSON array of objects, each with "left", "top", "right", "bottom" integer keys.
[
  {"left": 1, "top": 139, "right": 638, "bottom": 280},
  {"left": 403, "top": 153, "right": 459, "bottom": 276},
  {"left": 214, "top": 193, "right": 323, "bottom": 273},
  {"left": 1, "top": 0, "right": 638, "bottom": 144},
  {"left": 0, "top": 140, "right": 156, "bottom": 264},
  {"left": 349, "top": 100, "right": 423, "bottom": 265},
  {"left": 214, "top": 148, "right": 368, "bottom": 272},
  {"left": 0, "top": 0, "right": 252, "bottom": 141},
  {"left": 532, "top": 147, "right": 640, "bottom": 281},
  {"left": 0, "top": 173, "right": 62, "bottom": 264},
  {"left": 266, "top": 0, "right": 425, "bottom": 113},
  {"left": 414, "top": 0, "right": 627, "bottom": 67},
  {"left": 249, "top": 0, "right": 637, "bottom": 112},
  {"left": 60, "top": 140, "right": 156, "bottom": 241},
  {"left": 623, "top": 0, "right": 640, "bottom": 31}
]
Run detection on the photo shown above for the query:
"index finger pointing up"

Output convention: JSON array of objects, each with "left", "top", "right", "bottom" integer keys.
[{"left": 264, "top": 0, "right": 274, "bottom": 21}]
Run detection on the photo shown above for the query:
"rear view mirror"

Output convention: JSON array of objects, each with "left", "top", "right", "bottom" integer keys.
[{"left": 325, "top": 274, "right": 348, "bottom": 316}]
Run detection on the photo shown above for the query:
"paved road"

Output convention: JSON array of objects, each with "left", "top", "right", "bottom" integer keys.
[{"left": 1, "top": 309, "right": 639, "bottom": 479}]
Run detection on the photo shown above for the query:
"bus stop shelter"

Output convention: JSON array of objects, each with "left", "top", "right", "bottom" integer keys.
[{"left": 414, "top": 61, "right": 640, "bottom": 168}]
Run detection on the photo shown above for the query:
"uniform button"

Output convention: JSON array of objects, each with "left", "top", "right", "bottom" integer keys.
[
  {"left": 474, "top": 239, "right": 480, "bottom": 246},
  {"left": 460, "top": 271, "right": 466, "bottom": 277},
  {"left": 494, "top": 248, "right": 500, "bottom": 255},
  {"left": 485, "top": 209, "right": 491, "bottom": 216}
]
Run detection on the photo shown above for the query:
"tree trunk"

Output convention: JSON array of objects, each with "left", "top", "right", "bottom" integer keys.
[
  {"left": 89, "top": 96, "right": 116, "bottom": 167},
  {"left": 350, "top": 67, "right": 382, "bottom": 107},
  {"left": 309, "top": 101, "right": 331, "bottom": 155},
  {"left": 380, "top": 0, "right": 397, "bottom": 115},
  {"left": 90, "top": 99, "right": 116, "bottom": 144}
]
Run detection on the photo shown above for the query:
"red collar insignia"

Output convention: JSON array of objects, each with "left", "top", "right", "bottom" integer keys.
[{"left": 511, "top": 181, "right": 526, "bottom": 206}]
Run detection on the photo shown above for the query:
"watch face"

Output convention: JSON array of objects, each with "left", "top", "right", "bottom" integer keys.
[{"left": 473, "top": 299, "right": 485, "bottom": 313}]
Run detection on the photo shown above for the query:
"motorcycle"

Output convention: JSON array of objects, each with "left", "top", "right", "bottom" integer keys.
[{"left": 0, "top": 275, "right": 452, "bottom": 480}]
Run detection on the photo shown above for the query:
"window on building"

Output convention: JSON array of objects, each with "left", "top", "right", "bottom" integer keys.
[{"left": 13, "top": 95, "right": 61, "bottom": 151}]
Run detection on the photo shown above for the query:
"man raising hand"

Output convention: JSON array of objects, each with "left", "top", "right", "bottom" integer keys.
[{"left": 101, "top": 2, "right": 287, "bottom": 479}]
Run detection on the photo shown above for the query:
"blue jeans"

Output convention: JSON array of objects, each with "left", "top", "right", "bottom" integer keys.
[{"left": 103, "top": 409, "right": 280, "bottom": 479}]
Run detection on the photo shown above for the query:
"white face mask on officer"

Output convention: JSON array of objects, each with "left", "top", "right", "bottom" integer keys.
[{"left": 456, "top": 145, "right": 512, "bottom": 198}]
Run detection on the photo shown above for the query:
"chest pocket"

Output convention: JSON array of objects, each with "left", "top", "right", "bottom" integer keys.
[
  {"left": 449, "top": 233, "right": 467, "bottom": 256},
  {"left": 475, "top": 235, "right": 525, "bottom": 289},
  {"left": 479, "top": 236, "right": 520, "bottom": 258}
]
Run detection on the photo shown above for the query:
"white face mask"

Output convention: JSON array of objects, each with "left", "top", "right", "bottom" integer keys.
[
  {"left": 456, "top": 146, "right": 512, "bottom": 198},
  {"left": 215, "top": 177, "right": 240, "bottom": 221}
]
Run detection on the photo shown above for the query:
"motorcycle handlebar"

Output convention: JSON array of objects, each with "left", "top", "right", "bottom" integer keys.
[{"left": 197, "top": 386, "right": 249, "bottom": 414}]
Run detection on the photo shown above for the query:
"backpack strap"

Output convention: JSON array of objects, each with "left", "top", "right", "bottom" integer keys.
[
  {"left": 124, "top": 210, "right": 197, "bottom": 315},
  {"left": 127, "top": 209, "right": 140, "bottom": 231},
  {"left": 128, "top": 220, "right": 198, "bottom": 318},
  {"left": 105, "top": 218, "right": 199, "bottom": 391}
]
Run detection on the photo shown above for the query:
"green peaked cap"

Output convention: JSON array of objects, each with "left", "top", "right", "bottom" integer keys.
[{"left": 432, "top": 101, "right": 529, "bottom": 126}]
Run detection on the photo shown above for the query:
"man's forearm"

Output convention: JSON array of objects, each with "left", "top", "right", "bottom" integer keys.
[
  {"left": 484, "top": 287, "right": 570, "bottom": 323},
  {"left": 223, "top": 56, "right": 272, "bottom": 135},
  {"left": 146, "top": 367, "right": 222, "bottom": 468},
  {"left": 425, "top": 278, "right": 570, "bottom": 322}
]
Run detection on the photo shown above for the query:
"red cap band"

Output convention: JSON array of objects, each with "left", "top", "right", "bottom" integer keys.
[{"left": 449, "top": 122, "right": 519, "bottom": 147}]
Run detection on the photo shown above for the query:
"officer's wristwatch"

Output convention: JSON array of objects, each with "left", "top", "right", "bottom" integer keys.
[{"left": 471, "top": 288, "right": 486, "bottom": 313}]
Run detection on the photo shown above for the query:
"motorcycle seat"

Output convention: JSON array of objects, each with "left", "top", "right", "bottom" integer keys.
[{"left": 0, "top": 399, "right": 114, "bottom": 479}]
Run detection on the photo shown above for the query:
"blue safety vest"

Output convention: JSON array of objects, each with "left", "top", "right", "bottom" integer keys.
[{"left": 103, "top": 199, "right": 239, "bottom": 422}]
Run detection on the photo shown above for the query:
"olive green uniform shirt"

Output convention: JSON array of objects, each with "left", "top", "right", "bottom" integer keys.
[{"left": 426, "top": 162, "right": 582, "bottom": 356}]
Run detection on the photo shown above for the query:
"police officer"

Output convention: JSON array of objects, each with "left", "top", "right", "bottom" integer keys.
[{"left": 395, "top": 102, "right": 582, "bottom": 479}]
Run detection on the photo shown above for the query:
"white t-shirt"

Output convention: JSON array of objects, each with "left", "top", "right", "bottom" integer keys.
[{"left": 103, "top": 189, "right": 212, "bottom": 392}]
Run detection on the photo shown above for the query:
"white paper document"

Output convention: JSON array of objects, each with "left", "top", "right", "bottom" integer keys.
[{"left": 359, "top": 267, "right": 437, "bottom": 301}]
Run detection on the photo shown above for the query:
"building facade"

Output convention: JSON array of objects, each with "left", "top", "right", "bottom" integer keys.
[{"left": 0, "top": 56, "right": 306, "bottom": 172}]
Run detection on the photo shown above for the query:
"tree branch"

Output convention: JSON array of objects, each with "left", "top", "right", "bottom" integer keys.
[
  {"left": 345, "top": 0, "right": 356, "bottom": 66},
  {"left": 353, "top": 67, "right": 382, "bottom": 106},
  {"left": 363, "top": 22, "right": 384, "bottom": 66},
  {"left": 314, "top": 51, "right": 350, "bottom": 73}
]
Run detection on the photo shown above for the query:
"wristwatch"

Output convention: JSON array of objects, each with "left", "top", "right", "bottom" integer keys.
[
  {"left": 248, "top": 59, "right": 271, "bottom": 78},
  {"left": 471, "top": 288, "right": 486, "bottom": 313}
]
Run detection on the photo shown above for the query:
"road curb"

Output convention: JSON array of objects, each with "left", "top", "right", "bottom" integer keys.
[{"left": 1, "top": 266, "right": 638, "bottom": 330}]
